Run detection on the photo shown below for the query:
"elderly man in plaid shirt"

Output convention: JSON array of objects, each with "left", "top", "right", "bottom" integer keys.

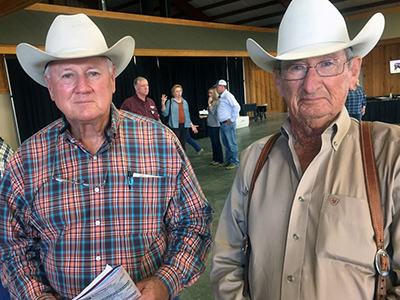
[{"left": 0, "top": 14, "right": 213, "bottom": 300}]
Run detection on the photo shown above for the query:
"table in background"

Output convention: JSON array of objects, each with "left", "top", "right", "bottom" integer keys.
[
  {"left": 363, "top": 98, "right": 400, "bottom": 124},
  {"left": 257, "top": 104, "right": 268, "bottom": 121}
]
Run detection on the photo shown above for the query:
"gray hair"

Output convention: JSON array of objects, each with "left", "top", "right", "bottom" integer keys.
[
  {"left": 44, "top": 56, "right": 114, "bottom": 79},
  {"left": 133, "top": 76, "right": 147, "bottom": 86}
]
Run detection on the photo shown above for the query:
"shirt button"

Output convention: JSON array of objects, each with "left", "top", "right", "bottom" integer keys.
[
  {"left": 298, "top": 196, "right": 305, "bottom": 202},
  {"left": 96, "top": 256, "right": 101, "bottom": 261},
  {"left": 293, "top": 233, "right": 300, "bottom": 240},
  {"left": 287, "top": 275, "right": 294, "bottom": 282},
  {"left": 333, "top": 141, "right": 338, "bottom": 146},
  {"left": 94, "top": 187, "right": 100, "bottom": 193},
  {"left": 93, "top": 156, "right": 97, "bottom": 160},
  {"left": 95, "top": 220, "right": 100, "bottom": 226}
]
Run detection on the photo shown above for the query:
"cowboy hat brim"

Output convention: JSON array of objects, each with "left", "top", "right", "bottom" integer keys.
[
  {"left": 247, "top": 12, "right": 385, "bottom": 73},
  {"left": 16, "top": 36, "right": 135, "bottom": 87}
]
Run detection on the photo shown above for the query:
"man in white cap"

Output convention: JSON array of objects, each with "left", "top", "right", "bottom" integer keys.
[
  {"left": 0, "top": 14, "right": 213, "bottom": 300},
  {"left": 214, "top": 79, "right": 241, "bottom": 170},
  {"left": 211, "top": 0, "right": 400, "bottom": 299}
]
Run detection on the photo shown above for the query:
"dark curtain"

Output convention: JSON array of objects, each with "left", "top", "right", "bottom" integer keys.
[
  {"left": 6, "top": 56, "right": 243, "bottom": 144},
  {"left": 6, "top": 59, "right": 61, "bottom": 143},
  {"left": 158, "top": 56, "right": 227, "bottom": 125},
  {"left": 227, "top": 57, "right": 245, "bottom": 106}
]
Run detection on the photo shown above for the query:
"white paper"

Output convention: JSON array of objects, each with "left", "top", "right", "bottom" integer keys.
[{"left": 73, "top": 265, "right": 141, "bottom": 300}]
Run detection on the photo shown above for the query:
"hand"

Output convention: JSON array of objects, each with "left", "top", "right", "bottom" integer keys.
[
  {"left": 191, "top": 124, "right": 199, "bottom": 134},
  {"left": 136, "top": 276, "right": 169, "bottom": 300},
  {"left": 208, "top": 97, "right": 212, "bottom": 105},
  {"left": 161, "top": 94, "right": 168, "bottom": 104},
  {"left": 226, "top": 119, "right": 232, "bottom": 125},
  {"left": 361, "top": 106, "right": 366, "bottom": 116}
]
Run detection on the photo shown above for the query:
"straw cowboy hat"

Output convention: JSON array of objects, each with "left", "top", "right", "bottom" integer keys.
[
  {"left": 16, "top": 13, "right": 135, "bottom": 87},
  {"left": 246, "top": 0, "right": 385, "bottom": 73}
]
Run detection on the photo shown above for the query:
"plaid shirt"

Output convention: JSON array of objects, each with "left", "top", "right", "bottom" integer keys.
[
  {"left": 0, "top": 138, "right": 13, "bottom": 180},
  {"left": 0, "top": 104, "right": 213, "bottom": 300},
  {"left": 345, "top": 86, "right": 367, "bottom": 114}
]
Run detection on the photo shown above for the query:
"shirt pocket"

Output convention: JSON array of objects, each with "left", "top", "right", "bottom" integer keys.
[
  {"left": 315, "top": 194, "right": 376, "bottom": 269},
  {"left": 119, "top": 175, "right": 170, "bottom": 235}
]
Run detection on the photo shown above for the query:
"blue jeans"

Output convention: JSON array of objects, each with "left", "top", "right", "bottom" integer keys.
[
  {"left": 186, "top": 129, "right": 202, "bottom": 152},
  {"left": 220, "top": 121, "right": 239, "bottom": 166},
  {"left": 208, "top": 126, "right": 223, "bottom": 163},
  {"left": 0, "top": 283, "right": 10, "bottom": 300},
  {"left": 349, "top": 112, "right": 362, "bottom": 121}
]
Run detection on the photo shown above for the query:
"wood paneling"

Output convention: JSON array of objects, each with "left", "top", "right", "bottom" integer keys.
[
  {"left": 0, "top": 58, "right": 9, "bottom": 94},
  {"left": 244, "top": 57, "right": 287, "bottom": 113},
  {"left": 362, "top": 38, "right": 400, "bottom": 97}
]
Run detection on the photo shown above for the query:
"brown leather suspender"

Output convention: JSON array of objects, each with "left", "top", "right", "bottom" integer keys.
[
  {"left": 360, "top": 121, "right": 390, "bottom": 300},
  {"left": 242, "top": 122, "right": 390, "bottom": 299},
  {"left": 242, "top": 132, "right": 280, "bottom": 297}
]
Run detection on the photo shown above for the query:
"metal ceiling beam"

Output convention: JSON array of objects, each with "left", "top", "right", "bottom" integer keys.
[
  {"left": 172, "top": 0, "right": 241, "bottom": 18},
  {"left": 199, "top": 0, "right": 242, "bottom": 11},
  {"left": 339, "top": 0, "right": 400, "bottom": 14},
  {"left": 232, "top": 10, "right": 284, "bottom": 26},
  {"left": 276, "top": 0, "right": 291, "bottom": 8},
  {"left": 109, "top": 0, "right": 140, "bottom": 11},
  {"left": 213, "top": 1, "right": 279, "bottom": 20},
  {"left": 170, "top": 0, "right": 214, "bottom": 21}
]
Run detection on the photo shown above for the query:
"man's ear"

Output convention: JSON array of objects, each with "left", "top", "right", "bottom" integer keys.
[
  {"left": 44, "top": 75, "right": 55, "bottom": 102},
  {"left": 349, "top": 56, "right": 362, "bottom": 90},
  {"left": 273, "top": 68, "right": 285, "bottom": 98},
  {"left": 111, "top": 65, "right": 116, "bottom": 94}
]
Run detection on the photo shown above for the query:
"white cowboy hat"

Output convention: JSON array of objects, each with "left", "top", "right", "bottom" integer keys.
[
  {"left": 246, "top": 0, "right": 385, "bottom": 73},
  {"left": 16, "top": 13, "right": 135, "bottom": 87}
]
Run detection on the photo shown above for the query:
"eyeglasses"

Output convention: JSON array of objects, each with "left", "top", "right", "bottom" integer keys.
[
  {"left": 51, "top": 145, "right": 109, "bottom": 188},
  {"left": 51, "top": 159, "right": 108, "bottom": 187},
  {"left": 280, "top": 58, "right": 351, "bottom": 81}
]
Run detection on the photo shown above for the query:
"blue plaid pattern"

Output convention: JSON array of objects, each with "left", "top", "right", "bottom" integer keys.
[
  {"left": 345, "top": 86, "right": 367, "bottom": 114},
  {"left": 0, "top": 104, "right": 213, "bottom": 299},
  {"left": 0, "top": 138, "right": 13, "bottom": 180}
]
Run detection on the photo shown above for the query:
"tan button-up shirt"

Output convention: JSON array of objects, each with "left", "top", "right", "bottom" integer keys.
[{"left": 211, "top": 108, "right": 400, "bottom": 300}]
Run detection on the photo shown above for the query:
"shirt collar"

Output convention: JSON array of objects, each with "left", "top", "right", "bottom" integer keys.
[
  {"left": 59, "top": 103, "right": 120, "bottom": 144},
  {"left": 281, "top": 106, "right": 351, "bottom": 151}
]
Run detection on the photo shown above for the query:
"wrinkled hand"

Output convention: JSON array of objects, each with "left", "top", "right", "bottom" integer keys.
[{"left": 136, "top": 276, "right": 169, "bottom": 300}]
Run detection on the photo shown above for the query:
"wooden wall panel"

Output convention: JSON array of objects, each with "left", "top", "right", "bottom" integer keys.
[
  {"left": 243, "top": 57, "right": 287, "bottom": 113},
  {"left": 362, "top": 38, "right": 400, "bottom": 97}
]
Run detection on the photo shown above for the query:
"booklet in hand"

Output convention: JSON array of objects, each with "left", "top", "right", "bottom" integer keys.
[{"left": 73, "top": 264, "right": 141, "bottom": 300}]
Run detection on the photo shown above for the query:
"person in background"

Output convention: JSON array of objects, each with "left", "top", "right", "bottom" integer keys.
[
  {"left": 210, "top": 0, "right": 399, "bottom": 299},
  {"left": 215, "top": 79, "right": 241, "bottom": 170},
  {"left": 0, "top": 138, "right": 12, "bottom": 299},
  {"left": 186, "top": 129, "right": 204, "bottom": 156},
  {"left": 207, "top": 87, "right": 223, "bottom": 166},
  {"left": 0, "top": 137, "right": 13, "bottom": 181},
  {"left": 345, "top": 79, "right": 367, "bottom": 120},
  {"left": 0, "top": 13, "right": 213, "bottom": 300},
  {"left": 120, "top": 76, "right": 161, "bottom": 121},
  {"left": 161, "top": 84, "right": 199, "bottom": 151}
]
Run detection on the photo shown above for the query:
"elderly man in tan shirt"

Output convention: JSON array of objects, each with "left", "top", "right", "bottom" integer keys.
[{"left": 210, "top": 0, "right": 400, "bottom": 299}]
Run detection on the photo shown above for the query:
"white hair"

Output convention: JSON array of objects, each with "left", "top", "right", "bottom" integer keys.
[{"left": 44, "top": 56, "right": 114, "bottom": 79}]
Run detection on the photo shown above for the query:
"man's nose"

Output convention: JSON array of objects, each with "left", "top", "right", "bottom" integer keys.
[{"left": 302, "top": 67, "right": 321, "bottom": 92}]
